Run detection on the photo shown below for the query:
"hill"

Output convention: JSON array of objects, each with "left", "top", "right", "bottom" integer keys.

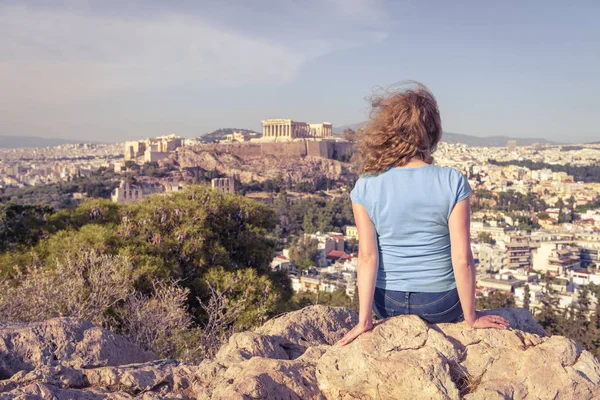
[
  {"left": 333, "top": 123, "right": 559, "bottom": 147},
  {"left": 197, "top": 128, "right": 260, "bottom": 143},
  {"left": 0, "top": 136, "right": 105, "bottom": 149}
]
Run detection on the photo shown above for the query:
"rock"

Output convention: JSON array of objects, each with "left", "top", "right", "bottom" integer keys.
[
  {"left": 209, "top": 357, "right": 324, "bottom": 400},
  {"left": 82, "top": 360, "right": 179, "bottom": 394},
  {"left": 214, "top": 332, "right": 290, "bottom": 366},
  {"left": 0, "top": 318, "right": 157, "bottom": 379},
  {"left": 315, "top": 315, "right": 459, "bottom": 399},
  {"left": 254, "top": 305, "right": 358, "bottom": 358},
  {"left": 1, "top": 307, "right": 599, "bottom": 399},
  {"left": 173, "top": 147, "right": 356, "bottom": 187}
]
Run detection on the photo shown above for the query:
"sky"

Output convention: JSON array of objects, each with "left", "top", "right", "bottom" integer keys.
[{"left": 1, "top": 0, "right": 599, "bottom": 143}]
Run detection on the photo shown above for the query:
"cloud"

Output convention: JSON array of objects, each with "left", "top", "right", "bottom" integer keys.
[
  {"left": 323, "top": 0, "right": 386, "bottom": 21},
  {"left": 0, "top": 1, "right": 392, "bottom": 112},
  {"left": 0, "top": 5, "right": 310, "bottom": 106}
]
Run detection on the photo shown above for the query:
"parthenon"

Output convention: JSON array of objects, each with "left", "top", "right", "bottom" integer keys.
[{"left": 261, "top": 119, "right": 333, "bottom": 141}]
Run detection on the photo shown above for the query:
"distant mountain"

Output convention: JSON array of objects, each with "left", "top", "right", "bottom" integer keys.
[
  {"left": 441, "top": 132, "right": 558, "bottom": 147},
  {"left": 0, "top": 136, "right": 105, "bottom": 149},
  {"left": 332, "top": 123, "right": 366, "bottom": 136},
  {"left": 333, "top": 123, "right": 559, "bottom": 147},
  {"left": 197, "top": 128, "right": 260, "bottom": 143}
]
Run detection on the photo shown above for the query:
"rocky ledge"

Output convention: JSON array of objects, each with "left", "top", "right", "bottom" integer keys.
[{"left": 0, "top": 306, "right": 599, "bottom": 399}]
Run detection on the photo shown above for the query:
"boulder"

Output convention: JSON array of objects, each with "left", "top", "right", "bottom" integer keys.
[
  {"left": 1, "top": 307, "right": 599, "bottom": 399},
  {"left": 0, "top": 318, "right": 157, "bottom": 379}
]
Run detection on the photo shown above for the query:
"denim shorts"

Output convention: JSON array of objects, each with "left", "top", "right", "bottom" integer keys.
[{"left": 372, "top": 286, "right": 464, "bottom": 324}]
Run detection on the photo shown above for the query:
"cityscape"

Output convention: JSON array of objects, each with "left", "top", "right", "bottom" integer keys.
[
  {"left": 2, "top": 1, "right": 600, "bottom": 398},
  {"left": 2, "top": 128, "right": 599, "bottom": 318}
]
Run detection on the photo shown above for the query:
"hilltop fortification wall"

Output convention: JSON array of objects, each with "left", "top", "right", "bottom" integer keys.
[{"left": 194, "top": 139, "right": 353, "bottom": 160}]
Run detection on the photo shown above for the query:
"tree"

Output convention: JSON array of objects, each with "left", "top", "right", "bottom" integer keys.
[
  {"left": 293, "top": 287, "right": 352, "bottom": 308},
  {"left": 593, "top": 302, "right": 600, "bottom": 331},
  {"left": 342, "top": 128, "right": 358, "bottom": 143},
  {"left": 288, "top": 236, "right": 319, "bottom": 271},
  {"left": 577, "top": 287, "right": 591, "bottom": 320},
  {"left": 477, "top": 232, "right": 496, "bottom": 245},
  {"left": 0, "top": 203, "right": 54, "bottom": 253},
  {"left": 536, "top": 274, "right": 564, "bottom": 335},
  {"left": 476, "top": 291, "right": 515, "bottom": 309},
  {"left": 536, "top": 212, "right": 551, "bottom": 220},
  {"left": 0, "top": 185, "right": 281, "bottom": 321},
  {"left": 523, "top": 284, "right": 531, "bottom": 312},
  {"left": 124, "top": 160, "right": 140, "bottom": 170},
  {"left": 351, "top": 282, "right": 359, "bottom": 313}
]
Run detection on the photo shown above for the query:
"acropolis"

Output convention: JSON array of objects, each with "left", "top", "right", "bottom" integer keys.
[{"left": 261, "top": 119, "right": 333, "bottom": 141}]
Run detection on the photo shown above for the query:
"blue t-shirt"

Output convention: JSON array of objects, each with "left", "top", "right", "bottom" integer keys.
[{"left": 350, "top": 164, "right": 472, "bottom": 292}]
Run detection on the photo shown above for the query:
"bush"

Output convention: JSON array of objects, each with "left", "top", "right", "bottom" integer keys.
[
  {"left": 0, "top": 252, "right": 137, "bottom": 325},
  {"left": 0, "top": 252, "right": 200, "bottom": 360},
  {"left": 118, "top": 280, "right": 200, "bottom": 360}
]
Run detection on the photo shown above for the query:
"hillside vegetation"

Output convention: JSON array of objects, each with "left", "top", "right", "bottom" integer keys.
[{"left": 0, "top": 185, "right": 290, "bottom": 361}]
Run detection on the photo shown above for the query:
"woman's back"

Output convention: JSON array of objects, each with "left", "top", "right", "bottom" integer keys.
[
  {"left": 337, "top": 82, "right": 509, "bottom": 347},
  {"left": 351, "top": 164, "right": 471, "bottom": 292}
]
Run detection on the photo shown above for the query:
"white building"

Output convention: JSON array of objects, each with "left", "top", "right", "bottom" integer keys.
[
  {"left": 532, "top": 241, "right": 581, "bottom": 275},
  {"left": 476, "top": 243, "right": 507, "bottom": 273},
  {"left": 261, "top": 119, "right": 333, "bottom": 141}
]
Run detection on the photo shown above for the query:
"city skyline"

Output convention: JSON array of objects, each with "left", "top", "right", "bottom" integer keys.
[{"left": 1, "top": 0, "right": 599, "bottom": 143}]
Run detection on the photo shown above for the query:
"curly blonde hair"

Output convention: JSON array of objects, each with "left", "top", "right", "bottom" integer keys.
[{"left": 356, "top": 82, "right": 442, "bottom": 175}]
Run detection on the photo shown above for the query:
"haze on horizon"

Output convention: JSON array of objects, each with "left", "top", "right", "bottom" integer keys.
[{"left": 1, "top": 0, "right": 598, "bottom": 144}]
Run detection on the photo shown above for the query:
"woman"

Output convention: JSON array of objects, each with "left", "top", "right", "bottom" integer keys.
[{"left": 338, "top": 83, "right": 509, "bottom": 346}]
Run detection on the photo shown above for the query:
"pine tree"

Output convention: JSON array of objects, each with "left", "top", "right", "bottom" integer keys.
[
  {"left": 573, "top": 288, "right": 594, "bottom": 349},
  {"left": 536, "top": 274, "right": 563, "bottom": 335},
  {"left": 523, "top": 284, "right": 531, "bottom": 312},
  {"left": 351, "top": 281, "right": 359, "bottom": 313},
  {"left": 577, "top": 287, "right": 591, "bottom": 320},
  {"left": 590, "top": 301, "right": 600, "bottom": 358}
]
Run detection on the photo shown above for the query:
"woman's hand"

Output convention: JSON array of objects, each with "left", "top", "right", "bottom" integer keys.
[
  {"left": 337, "top": 319, "right": 374, "bottom": 346},
  {"left": 466, "top": 311, "right": 510, "bottom": 329}
]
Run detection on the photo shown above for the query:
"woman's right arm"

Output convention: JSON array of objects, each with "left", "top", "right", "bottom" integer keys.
[{"left": 448, "top": 196, "right": 510, "bottom": 330}]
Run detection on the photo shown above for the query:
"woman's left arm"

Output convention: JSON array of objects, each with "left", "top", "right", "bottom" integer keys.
[{"left": 337, "top": 202, "right": 378, "bottom": 346}]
